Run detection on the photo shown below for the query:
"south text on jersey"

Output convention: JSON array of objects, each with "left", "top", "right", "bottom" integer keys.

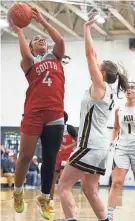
[{"left": 36, "top": 61, "right": 58, "bottom": 75}]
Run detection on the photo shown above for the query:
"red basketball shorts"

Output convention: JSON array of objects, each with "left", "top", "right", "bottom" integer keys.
[
  {"left": 20, "top": 110, "right": 63, "bottom": 136},
  {"left": 55, "top": 148, "right": 73, "bottom": 172}
]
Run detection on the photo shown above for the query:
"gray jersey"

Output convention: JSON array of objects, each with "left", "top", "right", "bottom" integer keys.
[
  {"left": 116, "top": 105, "right": 135, "bottom": 150},
  {"left": 34, "top": 53, "right": 57, "bottom": 64},
  {"left": 77, "top": 83, "right": 114, "bottom": 150}
]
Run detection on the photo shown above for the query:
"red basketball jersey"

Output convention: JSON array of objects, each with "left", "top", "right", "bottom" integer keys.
[
  {"left": 24, "top": 53, "right": 65, "bottom": 114},
  {"left": 62, "top": 125, "right": 73, "bottom": 146}
]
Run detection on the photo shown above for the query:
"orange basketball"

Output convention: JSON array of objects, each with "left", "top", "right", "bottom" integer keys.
[{"left": 8, "top": 3, "right": 32, "bottom": 28}]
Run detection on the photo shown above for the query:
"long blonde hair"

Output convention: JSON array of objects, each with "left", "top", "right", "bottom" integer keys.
[{"left": 102, "top": 60, "right": 129, "bottom": 97}]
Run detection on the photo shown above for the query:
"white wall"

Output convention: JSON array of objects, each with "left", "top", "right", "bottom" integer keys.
[{"left": 1, "top": 39, "right": 135, "bottom": 126}]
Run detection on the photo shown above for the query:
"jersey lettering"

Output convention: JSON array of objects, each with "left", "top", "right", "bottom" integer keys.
[
  {"left": 124, "top": 115, "right": 133, "bottom": 122},
  {"left": 42, "top": 71, "right": 52, "bottom": 86},
  {"left": 24, "top": 55, "right": 64, "bottom": 114},
  {"left": 128, "top": 123, "right": 132, "bottom": 134},
  {"left": 109, "top": 94, "right": 114, "bottom": 111},
  {"left": 36, "top": 61, "right": 58, "bottom": 75}
]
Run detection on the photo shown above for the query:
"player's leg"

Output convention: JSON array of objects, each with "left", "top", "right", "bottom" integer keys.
[
  {"left": 35, "top": 124, "right": 64, "bottom": 219},
  {"left": 50, "top": 171, "right": 60, "bottom": 201},
  {"left": 14, "top": 132, "right": 39, "bottom": 213},
  {"left": 81, "top": 173, "right": 108, "bottom": 220},
  {"left": 107, "top": 150, "right": 129, "bottom": 220},
  {"left": 58, "top": 164, "right": 84, "bottom": 219},
  {"left": 50, "top": 151, "right": 72, "bottom": 212},
  {"left": 15, "top": 133, "right": 39, "bottom": 187},
  {"left": 15, "top": 114, "right": 43, "bottom": 190},
  {"left": 49, "top": 171, "right": 60, "bottom": 212},
  {"left": 13, "top": 113, "right": 43, "bottom": 213},
  {"left": 79, "top": 148, "right": 109, "bottom": 221},
  {"left": 69, "top": 148, "right": 109, "bottom": 221},
  {"left": 50, "top": 154, "right": 61, "bottom": 201},
  {"left": 50, "top": 150, "right": 71, "bottom": 200},
  {"left": 130, "top": 151, "right": 135, "bottom": 181}
]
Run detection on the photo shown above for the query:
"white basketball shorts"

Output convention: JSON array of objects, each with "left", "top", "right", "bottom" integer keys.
[
  {"left": 114, "top": 148, "right": 135, "bottom": 172},
  {"left": 69, "top": 147, "right": 109, "bottom": 175}
]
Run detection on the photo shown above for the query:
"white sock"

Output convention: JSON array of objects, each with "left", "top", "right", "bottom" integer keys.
[
  {"left": 41, "top": 193, "right": 50, "bottom": 199},
  {"left": 14, "top": 185, "right": 23, "bottom": 193},
  {"left": 107, "top": 207, "right": 114, "bottom": 219},
  {"left": 50, "top": 200, "right": 54, "bottom": 205}
]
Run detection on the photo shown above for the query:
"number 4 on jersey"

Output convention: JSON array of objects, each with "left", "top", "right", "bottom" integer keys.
[{"left": 42, "top": 71, "right": 52, "bottom": 86}]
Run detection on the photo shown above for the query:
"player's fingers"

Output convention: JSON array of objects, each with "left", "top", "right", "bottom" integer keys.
[
  {"left": 88, "top": 13, "right": 99, "bottom": 23},
  {"left": 32, "top": 10, "right": 38, "bottom": 16},
  {"left": 88, "top": 13, "right": 96, "bottom": 20},
  {"left": 8, "top": 19, "right": 15, "bottom": 28},
  {"left": 32, "top": 14, "right": 38, "bottom": 20},
  {"left": 32, "top": 8, "right": 38, "bottom": 13}
]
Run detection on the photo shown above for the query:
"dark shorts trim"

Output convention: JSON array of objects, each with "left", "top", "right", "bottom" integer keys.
[
  {"left": 69, "top": 148, "right": 106, "bottom": 175},
  {"left": 69, "top": 160, "right": 106, "bottom": 175}
]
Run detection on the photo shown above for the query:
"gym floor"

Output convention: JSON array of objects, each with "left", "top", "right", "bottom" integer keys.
[{"left": 1, "top": 186, "right": 135, "bottom": 221}]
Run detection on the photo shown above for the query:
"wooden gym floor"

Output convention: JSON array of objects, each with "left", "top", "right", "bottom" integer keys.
[{"left": 1, "top": 186, "right": 135, "bottom": 221}]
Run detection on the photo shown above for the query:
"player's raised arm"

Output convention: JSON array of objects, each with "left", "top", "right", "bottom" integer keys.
[
  {"left": 9, "top": 20, "right": 34, "bottom": 73},
  {"left": 32, "top": 8, "right": 65, "bottom": 60},
  {"left": 84, "top": 14, "right": 104, "bottom": 89},
  {"left": 110, "top": 109, "right": 120, "bottom": 144}
]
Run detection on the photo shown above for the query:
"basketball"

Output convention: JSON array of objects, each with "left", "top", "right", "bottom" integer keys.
[{"left": 7, "top": 3, "right": 32, "bottom": 28}]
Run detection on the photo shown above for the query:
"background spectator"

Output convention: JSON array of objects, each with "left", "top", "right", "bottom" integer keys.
[
  {"left": 2, "top": 153, "right": 15, "bottom": 187},
  {"left": 26, "top": 156, "right": 40, "bottom": 189}
]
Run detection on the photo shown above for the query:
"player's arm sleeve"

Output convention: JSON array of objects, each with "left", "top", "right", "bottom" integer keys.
[{"left": 67, "top": 125, "right": 78, "bottom": 141}]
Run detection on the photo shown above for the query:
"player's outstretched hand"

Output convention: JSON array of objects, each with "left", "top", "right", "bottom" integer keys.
[
  {"left": 84, "top": 13, "right": 99, "bottom": 27},
  {"left": 8, "top": 19, "right": 21, "bottom": 34},
  {"left": 32, "top": 8, "right": 44, "bottom": 24}
]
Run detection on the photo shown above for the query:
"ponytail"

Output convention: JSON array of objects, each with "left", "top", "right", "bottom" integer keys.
[
  {"left": 29, "top": 40, "right": 35, "bottom": 56},
  {"left": 62, "top": 55, "right": 71, "bottom": 65},
  {"left": 29, "top": 40, "right": 32, "bottom": 49},
  {"left": 117, "top": 63, "right": 129, "bottom": 98}
]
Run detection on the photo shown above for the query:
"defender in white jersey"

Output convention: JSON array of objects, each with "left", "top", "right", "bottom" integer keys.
[
  {"left": 57, "top": 14, "right": 129, "bottom": 221},
  {"left": 107, "top": 82, "right": 135, "bottom": 221},
  {"left": 69, "top": 84, "right": 113, "bottom": 176}
]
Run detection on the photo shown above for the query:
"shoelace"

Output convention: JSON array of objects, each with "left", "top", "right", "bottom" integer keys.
[
  {"left": 40, "top": 199, "right": 50, "bottom": 212},
  {"left": 14, "top": 193, "right": 23, "bottom": 207},
  {"left": 49, "top": 204, "right": 54, "bottom": 210}
]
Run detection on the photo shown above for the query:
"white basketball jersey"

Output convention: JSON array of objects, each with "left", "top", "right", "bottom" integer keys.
[
  {"left": 78, "top": 83, "right": 114, "bottom": 150},
  {"left": 116, "top": 105, "right": 135, "bottom": 150}
]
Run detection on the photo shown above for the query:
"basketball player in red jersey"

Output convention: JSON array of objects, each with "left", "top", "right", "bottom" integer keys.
[
  {"left": 9, "top": 8, "right": 65, "bottom": 219},
  {"left": 49, "top": 111, "right": 77, "bottom": 211}
]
